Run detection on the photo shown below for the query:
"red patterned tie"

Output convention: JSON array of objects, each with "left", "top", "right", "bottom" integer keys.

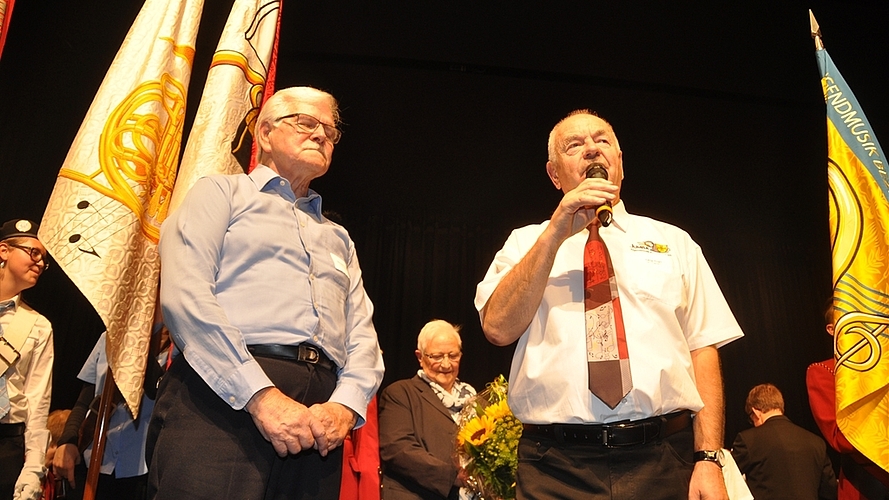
[{"left": 583, "top": 225, "right": 632, "bottom": 409}]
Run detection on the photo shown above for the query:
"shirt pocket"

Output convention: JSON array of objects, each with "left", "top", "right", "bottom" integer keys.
[{"left": 622, "top": 250, "right": 683, "bottom": 308}]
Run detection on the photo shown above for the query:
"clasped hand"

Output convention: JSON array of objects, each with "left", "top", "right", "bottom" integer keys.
[{"left": 245, "top": 387, "right": 357, "bottom": 457}]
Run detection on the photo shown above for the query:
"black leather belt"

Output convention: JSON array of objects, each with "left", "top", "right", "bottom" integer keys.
[
  {"left": 522, "top": 410, "right": 692, "bottom": 447},
  {"left": 0, "top": 422, "right": 26, "bottom": 438},
  {"left": 247, "top": 344, "right": 337, "bottom": 372}
]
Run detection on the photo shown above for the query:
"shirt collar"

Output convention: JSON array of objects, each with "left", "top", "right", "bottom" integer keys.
[
  {"left": 249, "top": 165, "right": 325, "bottom": 220},
  {"left": 603, "top": 200, "right": 629, "bottom": 233},
  {"left": 0, "top": 296, "right": 19, "bottom": 316}
]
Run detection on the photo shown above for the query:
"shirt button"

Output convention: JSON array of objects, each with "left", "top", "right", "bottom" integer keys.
[
  {"left": 229, "top": 396, "right": 236, "bottom": 404},
  {"left": 313, "top": 335, "right": 319, "bottom": 342},
  {"left": 309, "top": 274, "right": 315, "bottom": 281},
  {"left": 279, "top": 180, "right": 285, "bottom": 187}
]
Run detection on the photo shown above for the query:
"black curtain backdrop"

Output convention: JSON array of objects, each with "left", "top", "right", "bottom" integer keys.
[{"left": 0, "top": 0, "right": 887, "bottom": 453}]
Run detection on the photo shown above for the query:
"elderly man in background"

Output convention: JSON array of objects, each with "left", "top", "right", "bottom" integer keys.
[
  {"left": 147, "top": 87, "right": 384, "bottom": 500},
  {"left": 379, "top": 320, "right": 476, "bottom": 500}
]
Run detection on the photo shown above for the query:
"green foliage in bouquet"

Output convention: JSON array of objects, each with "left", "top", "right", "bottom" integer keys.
[{"left": 456, "top": 375, "right": 522, "bottom": 500}]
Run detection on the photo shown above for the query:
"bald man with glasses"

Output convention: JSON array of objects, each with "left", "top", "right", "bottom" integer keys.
[{"left": 147, "top": 87, "right": 384, "bottom": 500}]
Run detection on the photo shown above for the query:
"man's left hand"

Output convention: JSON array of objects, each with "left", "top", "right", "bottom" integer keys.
[
  {"left": 307, "top": 402, "right": 357, "bottom": 456},
  {"left": 688, "top": 461, "right": 728, "bottom": 500}
]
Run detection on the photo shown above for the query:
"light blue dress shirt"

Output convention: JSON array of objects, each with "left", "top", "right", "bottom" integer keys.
[{"left": 158, "top": 166, "right": 384, "bottom": 424}]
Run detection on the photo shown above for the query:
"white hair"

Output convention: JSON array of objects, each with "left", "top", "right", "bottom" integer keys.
[
  {"left": 254, "top": 86, "right": 340, "bottom": 164},
  {"left": 416, "top": 319, "right": 462, "bottom": 353}
]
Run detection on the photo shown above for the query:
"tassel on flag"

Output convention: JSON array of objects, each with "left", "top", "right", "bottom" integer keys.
[
  {"left": 812, "top": 10, "right": 889, "bottom": 472},
  {"left": 38, "top": 0, "right": 205, "bottom": 415},
  {"left": 168, "top": 0, "right": 282, "bottom": 213}
]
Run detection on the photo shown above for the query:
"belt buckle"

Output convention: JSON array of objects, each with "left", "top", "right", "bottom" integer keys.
[
  {"left": 0, "top": 336, "right": 21, "bottom": 368},
  {"left": 601, "top": 424, "right": 617, "bottom": 447},
  {"left": 602, "top": 421, "right": 633, "bottom": 448},
  {"left": 299, "top": 345, "right": 319, "bottom": 363}
]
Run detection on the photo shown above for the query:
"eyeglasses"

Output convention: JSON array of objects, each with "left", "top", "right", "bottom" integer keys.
[
  {"left": 275, "top": 113, "right": 342, "bottom": 144},
  {"left": 423, "top": 352, "right": 462, "bottom": 364},
  {"left": 7, "top": 244, "right": 50, "bottom": 269}
]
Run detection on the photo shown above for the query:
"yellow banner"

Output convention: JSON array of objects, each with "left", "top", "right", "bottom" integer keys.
[{"left": 827, "top": 112, "right": 889, "bottom": 472}]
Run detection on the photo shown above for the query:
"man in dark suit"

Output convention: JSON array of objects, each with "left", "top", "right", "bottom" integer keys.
[
  {"left": 378, "top": 320, "right": 476, "bottom": 500},
  {"left": 732, "top": 383, "right": 837, "bottom": 500}
]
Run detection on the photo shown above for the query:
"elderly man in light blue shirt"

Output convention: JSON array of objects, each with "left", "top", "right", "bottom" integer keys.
[{"left": 147, "top": 86, "right": 384, "bottom": 500}]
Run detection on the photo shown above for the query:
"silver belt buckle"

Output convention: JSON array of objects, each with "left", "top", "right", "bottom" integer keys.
[{"left": 299, "top": 344, "right": 320, "bottom": 363}]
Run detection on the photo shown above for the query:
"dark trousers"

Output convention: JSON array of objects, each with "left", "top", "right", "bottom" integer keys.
[
  {"left": 516, "top": 426, "right": 695, "bottom": 500},
  {"left": 146, "top": 354, "right": 342, "bottom": 500},
  {"left": 59, "top": 463, "right": 147, "bottom": 500},
  {"left": 0, "top": 434, "right": 24, "bottom": 499}
]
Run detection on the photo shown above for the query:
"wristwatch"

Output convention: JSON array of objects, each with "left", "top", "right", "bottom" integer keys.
[{"left": 693, "top": 449, "right": 725, "bottom": 468}]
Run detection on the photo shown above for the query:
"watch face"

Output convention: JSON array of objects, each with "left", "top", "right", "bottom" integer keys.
[{"left": 714, "top": 449, "right": 725, "bottom": 467}]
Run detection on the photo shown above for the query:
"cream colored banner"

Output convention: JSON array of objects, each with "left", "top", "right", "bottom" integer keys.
[
  {"left": 39, "top": 0, "right": 204, "bottom": 415},
  {"left": 169, "top": 0, "right": 281, "bottom": 213}
]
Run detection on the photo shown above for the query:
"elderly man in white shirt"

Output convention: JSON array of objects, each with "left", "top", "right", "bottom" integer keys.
[{"left": 476, "top": 110, "right": 744, "bottom": 500}]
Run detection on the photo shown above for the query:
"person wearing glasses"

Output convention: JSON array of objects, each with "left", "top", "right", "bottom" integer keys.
[
  {"left": 379, "top": 320, "right": 476, "bottom": 500},
  {"left": 0, "top": 219, "right": 53, "bottom": 500},
  {"left": 147, "top": 87, "right": 385, "bottom": 500}
]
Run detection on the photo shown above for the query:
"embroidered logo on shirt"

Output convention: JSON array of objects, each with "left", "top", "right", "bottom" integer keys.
[{"left": 630, "top": 241, "right": 670, "bottom": 254}]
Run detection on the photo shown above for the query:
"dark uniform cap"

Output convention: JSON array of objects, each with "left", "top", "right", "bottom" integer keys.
[{"left": 0, "top": 219, "right": 40, "bottom": 241}]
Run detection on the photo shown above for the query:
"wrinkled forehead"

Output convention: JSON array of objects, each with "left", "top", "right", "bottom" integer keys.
[
  {"left": 288, "top": 96, "right": 335, "bottom": 123},
  {"left": 555, "top": 114, "right": 613, "bottom": 141}
]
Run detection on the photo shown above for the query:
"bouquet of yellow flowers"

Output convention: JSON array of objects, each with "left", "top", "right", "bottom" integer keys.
[{"left": 456, "top": 375, "right": 522, "bottom": 500}]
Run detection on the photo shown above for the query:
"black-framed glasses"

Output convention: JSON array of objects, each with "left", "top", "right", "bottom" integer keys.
[
  {"left": 8, "top": 244, "right": 49, "bottom": 269},
  {"left": 275, "top": 113, "right": 342, "bottom": 144},
  {"left": 423, "top": 352, "right": 462, "bottom": 364}
]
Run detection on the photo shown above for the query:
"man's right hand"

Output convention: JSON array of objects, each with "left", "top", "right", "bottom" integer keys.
[
  {"left": 52, "top": 443, "right": 81, "bottom": 488},
  {"left": 245, "top": 387, "right": 317, "bottom": 457},
  {"left": 547, "top": 176, "right": 617, "bottom": 242}
]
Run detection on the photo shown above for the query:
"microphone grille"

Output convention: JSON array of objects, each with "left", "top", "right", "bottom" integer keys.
[{"left": 585, "top": 163, "right": 608, "bottom": 180}]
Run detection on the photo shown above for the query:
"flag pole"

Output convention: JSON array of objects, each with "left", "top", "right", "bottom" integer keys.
[{"left": 83, "top": 369, "right": 118, "bottom": 500}]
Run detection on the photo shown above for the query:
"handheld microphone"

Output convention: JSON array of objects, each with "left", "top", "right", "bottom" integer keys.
[{"left": 585, "top": 163, "right": 613, "bottom": 227}]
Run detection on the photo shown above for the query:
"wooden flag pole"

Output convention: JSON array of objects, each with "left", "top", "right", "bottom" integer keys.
[{"left": 82, "top": 368, "right": 117, "bottom": 500}]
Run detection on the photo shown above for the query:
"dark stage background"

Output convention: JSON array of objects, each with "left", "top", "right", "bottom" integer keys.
[{"left": 1, "top": 0, "right": 887, "bottom": 450}]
